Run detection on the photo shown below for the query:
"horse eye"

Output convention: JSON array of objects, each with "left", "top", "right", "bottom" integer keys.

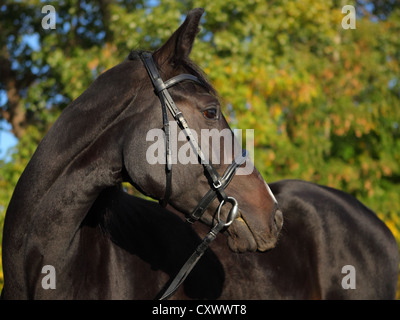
[{"left": 202, "top": 107, "right": 218, "bottom": 120}]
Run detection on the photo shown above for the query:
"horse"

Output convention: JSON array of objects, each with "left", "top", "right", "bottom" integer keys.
[
  {"left": 2, "top": 8, "right": 398, "bottom": 300},
  {"left": 1, "top": 8, "right": 282, "bottom": 299}
]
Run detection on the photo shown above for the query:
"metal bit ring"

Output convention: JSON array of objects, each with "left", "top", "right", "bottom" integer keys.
[{"left": 216, "top": 197, "right": 239, "bottom": 227}]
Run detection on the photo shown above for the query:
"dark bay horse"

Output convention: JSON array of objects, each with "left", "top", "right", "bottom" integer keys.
[
  {"left": 2, "top": 8, "right": 398, "bottom": 299},
  {"left": 2, "top": 8, "right": 282, "bottom": 299}
]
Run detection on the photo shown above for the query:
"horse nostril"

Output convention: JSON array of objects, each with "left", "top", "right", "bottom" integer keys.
[{"left": 274, "top": 209, "right": 283, "bottom": 232}]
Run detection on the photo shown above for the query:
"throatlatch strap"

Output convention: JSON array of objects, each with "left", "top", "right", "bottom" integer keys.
[{"left": 159, "top": 101, "right": 172, "bottom": 207}]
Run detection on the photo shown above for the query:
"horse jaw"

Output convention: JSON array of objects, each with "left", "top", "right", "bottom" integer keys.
[{"left": 225, "top": 209, "right": 283, "bottom": 253}]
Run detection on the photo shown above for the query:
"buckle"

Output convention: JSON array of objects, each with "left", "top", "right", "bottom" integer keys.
[{"left": 213, "top": 180, "right": 222, "bottom": 189}]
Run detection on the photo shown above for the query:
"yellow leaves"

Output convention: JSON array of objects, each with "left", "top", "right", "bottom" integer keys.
[
  {"left": 331, "top": 7, "right": 345, "bottom": 26},
  {"left": 268, "top": 151, "right": 276, "bottom": 162},
  {"left": 327, "top": 173, "right": 338, "bottom": 188},
  {"left": 361, "top": 162, "right": 369, "bottom": 175},
  {"left": 382, "top": 165, "right": 392, "bottom": 176},
  {"left": 100, "top": 43, "right": 118, "bottom": 70},
  {"left": 297, "top": 83, "right": 317, "bottom": 104},
  {"left": 379, "top": 212, "right": 400, "bottom": 302},
  {"left": 87, "top": 57, "right": 99, "bottom": 71},
  {"left": 364, "top": 179, "right": 374, "bottom": 197},
  {"left": 290, "top": 161, "right": 300, "bottom": 172},
  {"left": 355, "top": 117, "right": 374, "bottom": 135},
  {"left": 0, "top": 248, "right": 3, "bottom": 286},
  {"left": 270, "top": 104, "right": 282, "bottom": 120},
  {"left": 331, "top": 114, "right": 348, "bottom": 136},
  {"left": 252, "top": 67, "right": 318, "bottom": 107},
  {"left": 322, "top": 68, "right": 335, "bottom": 81},
  {"left": 353, "top": 128, "right": 361, "bottom": 138},
  {"left": 266, "top": 79, "right": 275, "bottom": 96},
  {"left": 224, "top": 65, "right": 232, "bottom": 74},
  {"left": 379, "top": 212, "right": 400, "bottom": 300},
  {"left": 378, "top": 212, "right": 400, "bottom": 245},
  {"left": 330, "top": 112, "right": 377, "bottom": 139}
]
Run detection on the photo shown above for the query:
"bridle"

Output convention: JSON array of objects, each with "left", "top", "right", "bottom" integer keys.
[{"left": 140, "top": 52, "right": 247, "bottom": 299}]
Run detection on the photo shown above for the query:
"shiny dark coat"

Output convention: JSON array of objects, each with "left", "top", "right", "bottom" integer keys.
[
  {"left": 1, "top": 8, "right": 398, "bottom": 299},
  {"left": 20, "top": 181, "right": 395, "bottom": 300}
]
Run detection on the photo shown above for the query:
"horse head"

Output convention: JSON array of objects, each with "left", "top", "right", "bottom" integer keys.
[{"left": 121, "top": 8, "right": 283, "bottom": 252}]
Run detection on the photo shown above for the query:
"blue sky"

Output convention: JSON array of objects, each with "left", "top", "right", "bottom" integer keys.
[
  {"left": 0, "top": 121, "right": 17, "bottom": 161},
  {"left": 0, "top": 90, "right": 18, "bottom": 161},
  {"left": 0, "top": 33, "right": 40, "bottom": 161}
]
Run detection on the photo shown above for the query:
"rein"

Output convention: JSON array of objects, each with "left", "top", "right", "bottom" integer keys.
[{"left": 140, "top": 52, "right": 246, "bottom": 300}]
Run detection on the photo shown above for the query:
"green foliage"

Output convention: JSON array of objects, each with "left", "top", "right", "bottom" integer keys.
[{"left": 1, "top": 0, "right": 399, "bottom": 295}]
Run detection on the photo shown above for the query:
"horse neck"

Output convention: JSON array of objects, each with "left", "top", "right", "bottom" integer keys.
[
  {"left": 10, "top": 62, "right": 139, "bottom": 224},
  {"left": 2, "top": 60, "right": 141, "bottom": 297}
]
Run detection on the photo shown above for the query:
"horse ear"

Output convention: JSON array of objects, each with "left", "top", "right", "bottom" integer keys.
[{"left": 153, "top": 8, "right": 204, "bottom": 67}]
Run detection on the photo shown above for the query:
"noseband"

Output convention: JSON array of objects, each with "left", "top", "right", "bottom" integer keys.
[{"left": 140, "top": 52, "right": 247, "bottom": 299}]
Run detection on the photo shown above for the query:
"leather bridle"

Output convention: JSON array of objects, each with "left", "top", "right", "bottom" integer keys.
[{"left": 140, "top": 52, "right": 247, "bottom": 299}]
